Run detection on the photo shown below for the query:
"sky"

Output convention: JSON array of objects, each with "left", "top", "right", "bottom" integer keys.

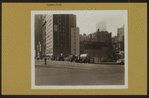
[
  {"left": 33, "top": 10, "right": 127, "bottom": 37},
  {"left": 76, "top": 14, "right": 125, "bottom": 37}
]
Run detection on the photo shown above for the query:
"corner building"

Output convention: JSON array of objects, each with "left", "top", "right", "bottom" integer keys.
[
  {"left": 71, "top": 27, "right": 80, "bottom": 56},
  {"left": 46, "top": 14, "right": 76, "bottom": 58},
  {"left": 41, "top": 15, "right": 46, "bottom": 58},
  {"left": 117, "top": 25, "right": 124, "bottom": 51},
  {"left": 35, "top": 15, "right": 42, "bottom": 58}
]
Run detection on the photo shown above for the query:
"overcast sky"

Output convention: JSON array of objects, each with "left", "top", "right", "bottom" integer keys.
[
  {"left": 76, "top": 14, "right": 125, "bottom": 37},
  {"left": 33, "top": 10, "right": 127, "bottom": 37}
]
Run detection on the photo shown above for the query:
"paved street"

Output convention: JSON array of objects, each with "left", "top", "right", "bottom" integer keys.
[{"left": 35, "top": 60, "right": 124, "bottom": 85}]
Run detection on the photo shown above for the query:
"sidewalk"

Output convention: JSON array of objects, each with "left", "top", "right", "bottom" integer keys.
[
  {"left": 94, "top": 62, "right": 117, "bottom": 65},
  {"left": 35, "top": 60, "right": 119, "bottom": 67}
]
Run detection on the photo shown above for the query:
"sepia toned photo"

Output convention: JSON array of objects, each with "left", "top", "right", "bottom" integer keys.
[{"left": 31, "top": 10, "right": 128, "bottom": 89}]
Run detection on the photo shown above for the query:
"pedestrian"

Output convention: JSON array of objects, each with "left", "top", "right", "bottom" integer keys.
[{"left": 45, "top": 57, "right": 47, "bottom": 65}]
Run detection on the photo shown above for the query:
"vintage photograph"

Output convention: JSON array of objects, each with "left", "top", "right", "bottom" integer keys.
[{"left": 31, "top": 10, "right": 127, "bottom": 89}]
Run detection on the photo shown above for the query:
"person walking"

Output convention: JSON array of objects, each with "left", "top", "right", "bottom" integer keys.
[{"left": 44, "top": 57, "right": 47, "bottom": 65}]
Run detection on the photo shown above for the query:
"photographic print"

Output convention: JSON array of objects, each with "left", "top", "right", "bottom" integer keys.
[
  {"left": 2, "top": 2, "right": 147, "bottom": 95},
  {"left": 31, "top": 10, "right": 128, "bottom": 89}
]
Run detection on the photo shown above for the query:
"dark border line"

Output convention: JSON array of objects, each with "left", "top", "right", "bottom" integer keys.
[
  {"left": 0, "top": 1, "right": 2, "bottom": 97},
  {"left": 147, "top": 0, "right": 149, "bottom": 97},
  {"left": 0, "top": 0, "right": 148, "bottom": 97},
  {"left": 0, "top": 0, "right": 148, "bottom": 3}
]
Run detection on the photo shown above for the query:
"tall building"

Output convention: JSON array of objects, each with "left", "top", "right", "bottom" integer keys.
[
  {"left": 71, "top": 27, "right": 80, "bottom": 56},
  {"left": 46, "top": 15, "right": 53, "bottom": 57},
  {"left": 90, "top": 30, "right": 111, "bottom": 43},
  {"left": 41, "top": 15, "right": 46, "bottom": 58},
  {"left": 97, "top": 30, "right": 111, "bottom": 43},
  {"left": 117, "top": 25, "right": 124, "bottom": 42},
  {"left": 79, "top": 33, "right": 90, "bottom": 42},
  {"left": 35, "top": 15, "right": 42, "bottom": 58},
  {"left": 79, "top": 34, "right": 84, "bottom": 42},
  {"left": 111, "top": 36, "right": 118, "bottom": 53},
  {"left": 117, "top": 25, "right": 124, "bottom": 51},
  {"left": 90, "top": 32, "right": 98, "bottom": 42},
  {"left": 45, "top": 14, "right": 77, "bottom": 57},
  {"left": 80, "top": 41, "right": 113, "bottom": 62},
  {"left": 96, "top": 20, "right": 107, "bottom": 31}
]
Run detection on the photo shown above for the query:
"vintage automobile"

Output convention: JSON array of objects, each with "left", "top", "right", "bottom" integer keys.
[
  {"left": 67, "top": 54, "right": 77, "bottom": 62},
  {"left": 51, "top": 56, "right": 56, "bottom": 60},
  {"left": 56, "top": 55, "right": 64, "bottom": 61},
  {"left": 64, "top": 56, "right": 69, "bottom": 61},
  {"left": 116, "top": 58, "right": 125, "bottom": 64},
  {"left": 79, "top": 54, "right": 90, "bottom": 63}
]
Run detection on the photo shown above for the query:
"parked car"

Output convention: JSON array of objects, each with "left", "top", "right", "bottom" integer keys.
[
  {"left": 101, "top": 55, "right": 109, "bottom": 62},
  {"left": 116, "top": 58, "right": 125, "bottom": 64},
  {"left": 79, "top": 54, "right": 90, "bottom": 63},
  {"left": 51, "top": 56, "right": 56, "bottom": 60},
  {"left": 36, "top": 57, "right": 40, "bottom": 60},
  {"left": 64, "top": 56, "right": 69, "bottom": 61},
  {"left": 56, "top": 55, "right": 64, "bottom": 61},
  {"left": 60, "top": 56, "right": 64, "bottom": 61},
  {"left": 55, "top": 56, "right": 60, "bottom": 61},
  {"left": 67, "top": 54, "right": 77, "bottom": 62},
  {"left": 90, "top": 58, "right": 94, "bottom": 63},
  {"left": 74, "top": 56, "right": 80, "bottom": 62}
]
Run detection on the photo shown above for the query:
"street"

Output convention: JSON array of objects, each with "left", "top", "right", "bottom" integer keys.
[{"left": 35, "top": 60, "right": 124, "bottom": 85}]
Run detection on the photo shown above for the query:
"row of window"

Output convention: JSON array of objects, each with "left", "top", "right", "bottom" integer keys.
[
  {"left": 59, "top": 29, "right": 65, "bottom": 32},
  {"left": 47, "top": 22, "right": 53, "bottom": 27},
  {"left": 46, "top": 37, "right": 53, "bottom": 40},
  {"left": 46, "top": 39, "right": 53, "bottom": 42},
  {"left": 46, "top": 34, "right": 53, "bottom": 39},
  {"left": 46, "top": 47, "right": 53, "bottom": 50},
  {"left": 54, "top": 43, "right": 70, "bottom": 47},
  {"left": 46, "top": 41, "right": 53, "bottom": 45},
  {"left": 46, "top": 17, "right": 53, "bottom": 21},
  {"left": 46, "top": 42, "right": 53, "bottom": 45},
  {"left": 47, "top": 18, "right": 52, "bottom": 22},
  {"left": 46, "top": 24, "right": 52, "bottom": 28},
  {"left": 58, "top": 27, "right": 65, "bottom": 30},
  {"left": 46, "top": 14, "right": 52, "bottom": 17},
  {"left": 46, "top": 18, "right": 52, "bottom": 22},
  {"left": 46, "top": 50, "right": 53, "bottom": 54},
  {"left": 46, "top": 28, "right": 53, "bottom": 32},
  {"left": 46, "top": 48, "right": 53, "bottom": 52},
  {"left": 46, "top": 34, "right": 53, "bottom": 38},
  {"left": 46, "top": 42, "right": 53, "bottom": 46}
]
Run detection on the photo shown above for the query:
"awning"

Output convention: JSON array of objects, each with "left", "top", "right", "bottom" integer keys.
[
  {"left": 119, "top": 51, "right": 124, "bottom": 55},
  {"left": 46, "top": 53, "right": 53, "bottom": 56},
  {"left": 80, "top": 54, "right": 87, "bottom": 57}
]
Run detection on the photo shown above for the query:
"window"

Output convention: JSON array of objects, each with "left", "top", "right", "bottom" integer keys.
[{"left": 122, "top": 36, "right": 124, "bottom": 42}]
